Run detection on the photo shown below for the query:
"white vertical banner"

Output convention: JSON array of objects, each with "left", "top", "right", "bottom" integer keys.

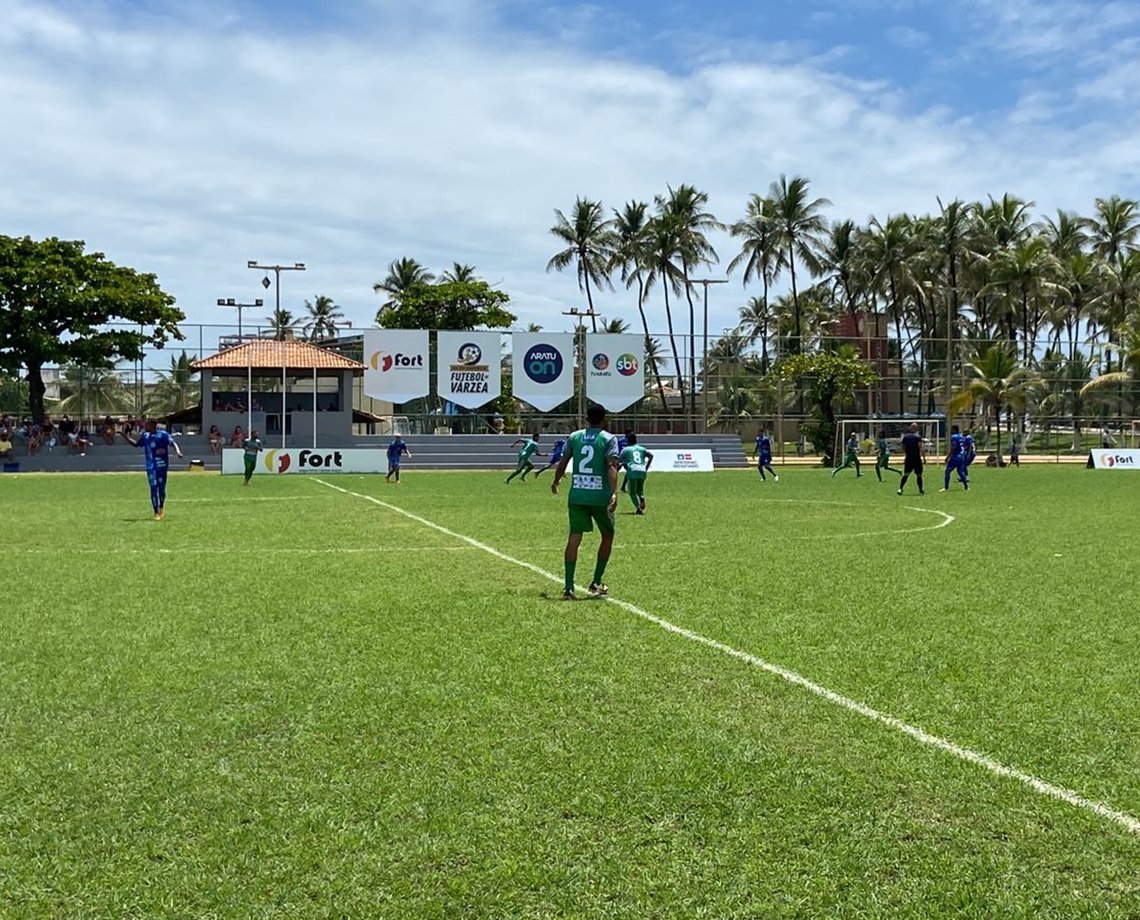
[
  {"left": 512, "top": 333, "right": 575, "bottom": 412},
  {"left": 436, "top": 331, "right": 502, "bottom": 409},
  {"left": 364, "top": 329, "right": 430, "bottom": 404},
  {"left": 585, "top": 334, "right": 644, "bottom": 411}
]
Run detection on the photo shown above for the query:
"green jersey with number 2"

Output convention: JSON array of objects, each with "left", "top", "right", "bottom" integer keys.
[{"left": 567, "top": 427, "right": 618, "bottom": 506}]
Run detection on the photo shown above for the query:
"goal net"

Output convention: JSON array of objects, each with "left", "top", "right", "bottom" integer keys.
[{"left": 835, "top": 418, "right": 942, "bottom": 465}]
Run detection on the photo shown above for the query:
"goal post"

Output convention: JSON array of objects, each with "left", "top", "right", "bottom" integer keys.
[{"left": 835, "top": 418, "right": 943, "bottom": 465}]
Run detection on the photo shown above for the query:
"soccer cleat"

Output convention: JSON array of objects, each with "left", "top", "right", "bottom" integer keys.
[
  {"left": 587, "top": 582, "right": 608, "bottom": 597},
  {"left": 773, "top": 475, "right": 779, "bottom": 482},
  {"left": 154, "top": 512, "right": 162, "bottom": 521},
  {"left": 896, "top": 488, "right": 903, "bottom": 495},
  {"left": 938, "top": 488, "right": 948, "bottom": 492},
  {"left": 562, "top": 590, "right": 576, "bottom": 601},
  {"left": 639, "top": 497, "right": 646, "bottom": 512}
]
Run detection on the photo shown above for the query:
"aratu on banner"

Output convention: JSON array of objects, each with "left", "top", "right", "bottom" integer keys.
[
  {"left": 363, "top": 329, "right": 429, "bottom": 404},
  {"left": 585, "top": 334, "right": 644, "bottom": 412},
  {"left": 512, "top": 333, "right": 575, "bottom": 411},
  {"left": 436, "top": 331, "right": 501, "bottom": 409}
]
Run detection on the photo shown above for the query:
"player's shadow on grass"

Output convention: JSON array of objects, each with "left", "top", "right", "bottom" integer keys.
[{"left": 539, "top": 590, "right": 606, "bottom": 602}]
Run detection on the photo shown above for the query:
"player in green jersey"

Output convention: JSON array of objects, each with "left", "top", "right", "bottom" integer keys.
[
  {"left": 831, "top": 432, "right": 863, "bottom": 478},
  {"left": 874, "top": 429, "right": 901, "bottom": 481},
  {"left": 619, "top": 432, "right": 654, "bottom": 514},
  {"left": 242, "top": 430, "right": 264, "bottom": 485},
  {"left": 551, "top": 404, "right": 620, "bottom": 600},
  {"left": 505, "top": 434, "right": 543, "bottom": 483}
]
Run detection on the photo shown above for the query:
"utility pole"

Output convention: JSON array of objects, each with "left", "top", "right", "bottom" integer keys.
[
  {"left": 562, "top": 305, "right": 597, "bottom": 426},
  {"left": 689, "top": 278, "right": 728, "bottom": 433}
]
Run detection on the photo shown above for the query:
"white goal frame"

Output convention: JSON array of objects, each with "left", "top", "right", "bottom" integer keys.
[{"left": 835, "top": 418, "right": 943, "bottom": 464}]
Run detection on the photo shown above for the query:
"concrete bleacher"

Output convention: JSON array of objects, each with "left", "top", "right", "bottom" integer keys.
[{"left": 3, "top": 433, "right": 751, "bottom": 473}]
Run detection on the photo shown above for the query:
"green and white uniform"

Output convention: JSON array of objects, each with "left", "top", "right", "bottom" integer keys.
[
  {"left": 505, "top": 438, "right": 540, "bottom": 483},
  {"left": 242, "top": 436, "right": 263, "bottom": 482},
  {"left": 566, "top": 427, "right": 618, "bottom": 533},
  {"left": 619, "top": 444, "right": 652, "bottom": 512},
  {"left": 831, "top": 434, "right": 862, "bottom": 478},
  {"left": 875, "top": 435, "right": 901, "bottom": 481}
]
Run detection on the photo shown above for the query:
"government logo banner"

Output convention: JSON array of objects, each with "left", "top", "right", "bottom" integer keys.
[
  {"left": 512, "top": 333, "right": 574, "bottom": 412},
  {"left": 364, "top": 329, "right": 429, "bottom": 404},
  {"left": 585, "top": 334, "right": 644, "bottom": 412},
  {"left": 436, "top": 331, "right": 501, "bottom": 409}
]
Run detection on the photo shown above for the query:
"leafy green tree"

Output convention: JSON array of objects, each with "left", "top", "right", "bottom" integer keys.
[
  {"left": 147, "top": 351, "right": 199, "bottom": 414},
  {"left": 303, "top": 295, "right": 345, "bottom": 341},
  {"left": 768, "top": 348, "right": 878, "bottom": 464},
  {"left": 546, "top": 198, "right": 615, "bottom": 332},
  {"left": 0, "top": 371, "right": 29, "bottom": 414},
  {"left": 375, "top": 280, "right": 515, "bottom": 330},
  {"left": 948, "top": 344, "right": 1035, "bottom": 458},
  {"left": 266, "top": 308, "right": 296, "bottom": 341},
  {"left": 0, "top": 235, "right": 183, "bottom": 423}
]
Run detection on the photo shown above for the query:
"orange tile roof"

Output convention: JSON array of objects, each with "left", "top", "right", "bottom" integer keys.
[{"left": 191, "top": 339, "right": 364, "bottom": 372}]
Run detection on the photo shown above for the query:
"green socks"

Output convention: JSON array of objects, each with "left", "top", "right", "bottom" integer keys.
[
  {"left": 565, "top": 561, "right": 576, "bottom": 593},
  {"left": 592, "top": 556, "right": 609, "bottom": 586}
]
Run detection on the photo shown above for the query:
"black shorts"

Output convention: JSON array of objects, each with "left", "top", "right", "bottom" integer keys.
[{"left": 903, "top": 457, "right": 923, "bottom": 474}]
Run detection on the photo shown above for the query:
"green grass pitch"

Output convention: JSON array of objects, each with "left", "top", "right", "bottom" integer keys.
[{"left": 4, "top": 465, "right": 1140, "bottom": 917}]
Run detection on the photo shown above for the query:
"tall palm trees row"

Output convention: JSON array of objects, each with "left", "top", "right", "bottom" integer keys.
[{"left": 547, "top": 180, "right": 1140, "bottom": 417}]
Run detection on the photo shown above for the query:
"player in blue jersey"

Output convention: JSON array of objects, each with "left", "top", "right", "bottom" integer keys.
[
  {"left": 754, "top": 428, "right": 778, "bottom": 482},
  {"left": 533, "top": 437, "right": 567, "bottom": 477},
  {"left": 123, "top": 419, "right": 183, "bottom": 520},
  {"left": 963, "top": 431, "right": 977, "bottom": 469},
  {"left": 384, "top": 435, "right": 411, "bottom": 483},
  {"left": 940, "top": 424, "right": 969, "bottom": 491}
]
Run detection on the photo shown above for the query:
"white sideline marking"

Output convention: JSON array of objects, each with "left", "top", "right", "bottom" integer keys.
[
  {"left": 10, "top": 546, "right": 477, "bottom": 555},
  {"left": 314, "top": 476, "right": 1140, "bottom": 836}
]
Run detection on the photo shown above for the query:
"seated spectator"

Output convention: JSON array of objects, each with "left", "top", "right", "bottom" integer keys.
[
  {"left": 26, "top": 424, "right": 41, "bottom": 455},
  {"left": 208, "top": 424, "right": 222, "bottom": 454},
  {"left": 101, "top": 416, "right": 116, "bottom": 445},
  {"left": 75, "top": 428, "right": 92, "bottom": 456},
  {"left": 230, "top": 425, "right": 244, "bottom": 448},
  {"left": 0, "top": 430, "right": 13, "bottom": 460}
]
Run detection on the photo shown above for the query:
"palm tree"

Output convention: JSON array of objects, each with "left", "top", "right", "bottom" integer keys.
[
  {"left": 737, "top": 296, "right": 775, "bottom": 372},
  {"left": 611, "top": 200, "right": 669, "bottom": 413},
  {"left": 303, "top": 295, "right": 345, "bottom": 342},
  {"left": 148, "top": 351, "right": 200, "bottom": 414},
  {"left": 267, "top": 308, "right": 296, "bottom": 341},
  {"left": 980, "top": 236, "right": 1063, "bottom": 361},
  {"left": 641, "top": 214, "right": 687, "bottom": 414},
  {"left": 863, "top": 214, "right": 919, "bottom": 411},
  {"left": 729, "top": 193, "right": 785, "bottom": 371},
  {"left": 768, "top": 175, "right": 831, "bottom": 353},
  {"left": 948, "top": 344, "right": 1035, "bottom": 459},
  {"left": 373, "top": 258, "right": 434, "bottom": 310},
  {"left": 816, "top": 219, "right": 868, "bottom": 321},
  {"left": 441, "top": 263, "right": 478, "bottom": 283},
  {"left": 58, "top": 364, "right": 131, "bottom": 417},
  {"left": 598, "top": 317, "right": 631, "bottom": 334},
  {"left": 656, "top": 184, "right": 723, "bottom": 417},
  {"left": 546, "top": 197, "right": 615, "bottom": 332}
]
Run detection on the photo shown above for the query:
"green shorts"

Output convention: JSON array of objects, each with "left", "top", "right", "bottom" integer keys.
[{"left": 568, "top": 503, "right": 614, "bottom": 535}]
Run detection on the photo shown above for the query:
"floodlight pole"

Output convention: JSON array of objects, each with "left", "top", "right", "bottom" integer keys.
[
  {"left": 248, "top": 261, "right": 306, "bottom": 448},
  {"left": 689, "top": 278, "right": 728, "bottom": 434},
  {"left": 216, "top": 297, "right": 264, "bottom": 342},
  {"left": 562, "top": 306, "right": 596, "bottom": 426}
]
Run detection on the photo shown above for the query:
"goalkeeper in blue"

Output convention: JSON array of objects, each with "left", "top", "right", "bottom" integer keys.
[
  {"left": 754, "top": 429, "right": 778, "bottom": 481},
  {"left": 940, "top": 424, "right": 969, "bottom": 491},
  {"left": 124, "top": 419, "right": 183, "bottom": 520},
  {"left": 533, "top": 437, "right": 567, "bottom": 477}
]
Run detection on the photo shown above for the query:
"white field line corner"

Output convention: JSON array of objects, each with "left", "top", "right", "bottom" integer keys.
[{"left": 313, "top": 477, "right": 1140, "bottom": 836}]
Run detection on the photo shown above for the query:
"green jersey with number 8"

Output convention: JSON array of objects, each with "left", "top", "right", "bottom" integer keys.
[{"left": 567, "top": 427, "right": 618, "bottom": 505}]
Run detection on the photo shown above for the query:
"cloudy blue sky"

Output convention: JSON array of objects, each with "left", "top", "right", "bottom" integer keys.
[{"left": 4, "top": 0, "right": 1140, "bottom": 342}]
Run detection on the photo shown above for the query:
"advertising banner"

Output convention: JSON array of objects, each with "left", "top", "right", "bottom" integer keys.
[
  {"left": 222, "top": 448, "right": 386, "bottom": 475},
  {"left": 363, "top": 329, "right": 429, "bottom": 404},
  {"left": 651, "top": 448, "right": 715, "bottom": 473},
  {"left": 436, "top": 331, "right": 501, "bottom": 409},
  {"left": 512, "top": 333, "right": 575, "bottom": 411},
  {"left": 1089, "top": 448, "right": 1140, "bottom": 469},
  {"left": 585, "top": 333, "right": 644, "bottom": 412}
]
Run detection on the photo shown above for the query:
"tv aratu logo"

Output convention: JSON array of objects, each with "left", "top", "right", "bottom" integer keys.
[
  {"left": 369, "top": 351, "right": 424, "bottom": 372},
  {"left": 523, "top": 344, "right": 563, "bottom": 384},
  {"left": 591, "top": 353, "right": 609, "bottom": 371}
]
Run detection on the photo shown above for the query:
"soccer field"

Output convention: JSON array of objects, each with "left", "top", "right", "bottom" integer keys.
[{"left": 4, "top": 466, "right": 1140, "bottom": 917}]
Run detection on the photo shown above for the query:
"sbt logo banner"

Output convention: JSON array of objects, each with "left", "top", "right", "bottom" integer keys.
[
  {"left": 585, "top": 333, "right": 644, "bottom": 412},
  {"left": 363, "top": 329, "right": 430, "bottom": 404},
  {"left": 1090, "top": 448, "right": 1140, "bottom": 469},
  {"left": 512, "top": 332, "right": 574, "bottom": 411},
  {"left": 221, "top": 448, "right": 386, "bottom": 475},
  {"left": 437, "top": 331, "right": 502, "bottom": 409}
]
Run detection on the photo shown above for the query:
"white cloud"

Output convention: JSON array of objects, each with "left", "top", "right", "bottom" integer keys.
[{"left": 2, "top": 0, "right": 1140, "bottom": 348}]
